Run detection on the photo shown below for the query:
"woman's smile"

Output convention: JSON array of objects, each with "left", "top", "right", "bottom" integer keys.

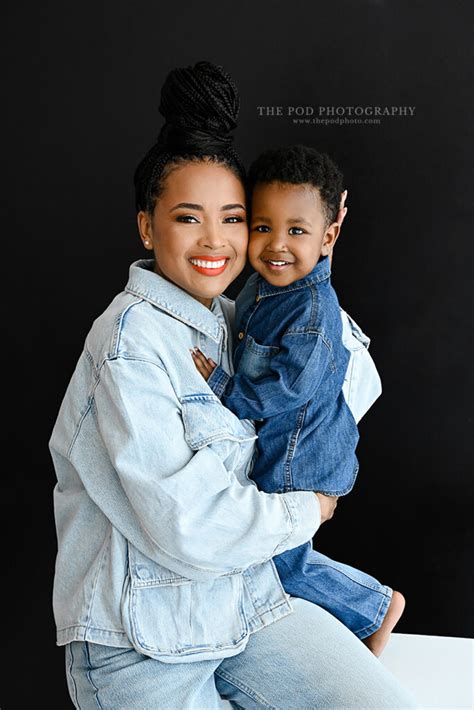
[{"left": 188, "top": 255, "right": 231, "bottom": 276}]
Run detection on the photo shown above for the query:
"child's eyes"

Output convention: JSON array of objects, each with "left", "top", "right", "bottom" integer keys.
[{"left": 252, "top": 225, "right": 306, "bottom": 235}]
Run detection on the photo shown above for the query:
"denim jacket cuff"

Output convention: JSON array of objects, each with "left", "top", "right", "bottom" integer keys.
[
  {"left": 207, "top": 365, "right": 231, "bottom": 398},
  {"left": 273, "top": 491, "right": 321, "bottom": 557}
]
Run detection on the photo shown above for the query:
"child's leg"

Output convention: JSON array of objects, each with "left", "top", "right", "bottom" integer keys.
[{"left": 273, "top": 543, "right": 404, "bottom": 654}]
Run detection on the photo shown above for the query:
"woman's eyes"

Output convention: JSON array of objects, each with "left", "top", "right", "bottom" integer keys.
[
  {"left": 175, "top": 215, "right": 244, "bottom": 223},
  {"left": 176, "top": 215, "right": 199, "bottom": 223}
]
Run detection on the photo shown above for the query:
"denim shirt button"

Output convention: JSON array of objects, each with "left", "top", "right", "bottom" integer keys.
[
  {"left": 238, "top": 331, "right": 245, "bottom": 340},
  {"left": 255, "top": 295, "right": 261, "bottom": 302}
]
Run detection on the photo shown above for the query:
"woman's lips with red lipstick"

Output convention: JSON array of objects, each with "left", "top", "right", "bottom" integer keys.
[{"left": 188, "top": 255, "right": 230, "bottom": 276}]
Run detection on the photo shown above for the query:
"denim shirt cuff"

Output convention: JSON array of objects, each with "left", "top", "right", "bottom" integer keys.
[
  {"left": 273, "top": 491, "right": 321, "bottom": 556},
  {"left": 207, "top": 365, "right": 231, "bottom": 398}
]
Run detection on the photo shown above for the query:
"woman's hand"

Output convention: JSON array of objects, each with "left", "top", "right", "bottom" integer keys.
[
  {"left": 190, "top": 347, "right": 216, "bottom": 382},
  {"left": 315, "top": 492, "right": 338, "bottom": 523},
  {"left": 336, "top": 189, "right": 348, "bottom": 229}
]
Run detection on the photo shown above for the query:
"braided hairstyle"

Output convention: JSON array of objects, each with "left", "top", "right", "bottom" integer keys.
[
  {"left": 247, "top": 145, "right": 343, "bottom": 226},
  {"left": 134, "top": 61, "right": 246, "bottom": 214}
]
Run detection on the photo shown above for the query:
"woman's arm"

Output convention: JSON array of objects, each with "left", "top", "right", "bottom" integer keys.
[{"left": 91, "top": 356, "right": 321, "bottom": 581}]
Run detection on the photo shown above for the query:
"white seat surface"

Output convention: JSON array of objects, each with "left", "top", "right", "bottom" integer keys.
[{"left": 380, "top": 632, "right": 473, "bottom": 709}]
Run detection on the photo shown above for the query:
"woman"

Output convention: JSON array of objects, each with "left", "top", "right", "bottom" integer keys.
[{"left": 50, "top": 61, "right": 418, "bottom": 708}]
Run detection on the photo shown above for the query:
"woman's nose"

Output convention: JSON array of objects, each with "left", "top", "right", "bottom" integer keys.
[{"left": 198, "top": 223, "right": 226, "bottom": 249}]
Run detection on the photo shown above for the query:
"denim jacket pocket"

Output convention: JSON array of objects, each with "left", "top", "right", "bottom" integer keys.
[
  {"left": 181, "top": 393, "right": 257, "bottom": 487},
  {"left": 122, "top": 542, "right": 249, "bottom": 661},
  {"left": 181, "top": 393, "right": 256, "bottom": 449},
  {"left": 238, "top": 334, "right": 280, "bottom": 380}
]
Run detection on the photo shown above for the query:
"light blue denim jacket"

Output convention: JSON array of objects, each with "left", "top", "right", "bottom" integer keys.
[{"left": 49, "top": 259, "right": 322, "bottom": 664}]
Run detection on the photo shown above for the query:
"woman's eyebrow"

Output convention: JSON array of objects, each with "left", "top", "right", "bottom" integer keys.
[
  {"left": 221, "top": 203, "right": 245, "bottom": 211},
  {"left": 169, "top": 202, "right": 245, "bottom": 212},
  {"left": 170, "top": 202, "right": 203, "bottom": 212}
]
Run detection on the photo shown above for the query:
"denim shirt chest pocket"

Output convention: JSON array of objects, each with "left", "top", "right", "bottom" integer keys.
[
  {"left": 238, "top": 333, "right": 280, "bottom": 380},
  {"left": 121, "top": 394, "right": 257, "bottom": 662}
]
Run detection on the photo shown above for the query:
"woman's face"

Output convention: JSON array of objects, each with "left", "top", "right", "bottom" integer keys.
[{"left": 138, "top": 161, "right": 248, "bottom": 308}]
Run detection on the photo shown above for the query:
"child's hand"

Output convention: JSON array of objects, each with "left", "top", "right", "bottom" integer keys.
[{"left": 190, "top": 347, "right": 217, "bottom": 382}]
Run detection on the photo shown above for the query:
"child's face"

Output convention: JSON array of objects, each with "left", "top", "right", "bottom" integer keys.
[{"left": 248, "top": 182, "right": 339, "bottom": 287}]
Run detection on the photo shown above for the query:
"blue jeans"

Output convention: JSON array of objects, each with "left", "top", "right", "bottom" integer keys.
[
  {"left": 65, "top": 596, "right": 418, "bottom": 709},
  {"left": 273, "top": 542, "right": 392, "bottom": 640}
]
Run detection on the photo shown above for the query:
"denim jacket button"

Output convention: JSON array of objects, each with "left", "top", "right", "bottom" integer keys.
[
  {"left": 255, "top": 295, "right": 261, "bottom": 303},
  {"left": 238, "top": 331, "right": 245, "bottom": 340}
]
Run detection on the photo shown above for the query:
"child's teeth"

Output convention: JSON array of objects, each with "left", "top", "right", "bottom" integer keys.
[
  {"left": 269, "top": 260, "right": 287, "bottom": 265},
  {"left": 190, "top": 259, "right": 227, "bottom": 268}
]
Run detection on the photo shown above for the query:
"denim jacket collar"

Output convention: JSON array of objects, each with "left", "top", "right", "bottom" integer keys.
[
  {"left": 257, "top": 254, "right": 331, "bottom": 299},
  {"left": 125, "top": 259, "right": 223, "bottom": 342}
]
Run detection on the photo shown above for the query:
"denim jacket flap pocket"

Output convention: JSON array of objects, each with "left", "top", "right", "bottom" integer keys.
[
  {"left": 180, "top": 393, "right": 256, "bottom": 450},
  {"left": 123, "top": 542, "right": 248, "bottom": 660},
  {"left": 128, "top": 542, "right": 191, "bottom": 587}
]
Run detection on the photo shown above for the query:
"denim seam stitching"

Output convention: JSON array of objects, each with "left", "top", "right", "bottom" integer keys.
[
  {"left": 304, "top": 560, "right": 390, "bottom": 593},
  {"left": 84, "top": 529, "right": 112, "bottom": 637},
  {"left": 214, "top": 667, "right": 276, "bottom": 709},
  {"left": 109, "top": 299, "right": 144, "bottom": 358},
  {"left": 83, "top": 642, "right": 104, "bottom": 709},
  {"left": 67, "top": 643, "right": 80, "bottom": 709},
  {"left": 353, "top": 587, "right": 392, "bottom": 636}
]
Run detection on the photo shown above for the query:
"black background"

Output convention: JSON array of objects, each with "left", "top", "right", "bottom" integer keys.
[{"left": 3, "top": 0, "right": 473, "bottom": 706}]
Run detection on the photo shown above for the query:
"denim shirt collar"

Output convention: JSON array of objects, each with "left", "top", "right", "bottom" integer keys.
[
  {"left": 125, "top": 259, "right": 223, "bottom": 342},
  {"left": 257, "top": 255, "right": 331, "bottom": 299}
]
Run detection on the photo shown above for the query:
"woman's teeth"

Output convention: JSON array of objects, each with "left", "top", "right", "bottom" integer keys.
[{"left": 189, "top": 258, "right": 227, "bottom": 269}]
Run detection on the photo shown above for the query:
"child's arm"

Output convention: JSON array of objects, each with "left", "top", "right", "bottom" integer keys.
[{"left": 191, "top": 330, "right": 332, "bottom": 420}]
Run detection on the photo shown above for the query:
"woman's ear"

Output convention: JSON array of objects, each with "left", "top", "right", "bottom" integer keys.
[
  {"left": 320, "top": 222, "right": 341, "bottom": 257},
  {"left": 137, "top": 211, "right": 154, "bottom": 250}
]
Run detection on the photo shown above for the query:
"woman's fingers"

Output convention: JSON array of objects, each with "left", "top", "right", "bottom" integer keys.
[{"left": 336, "top": 190, "right": 348, "bottom": 228}]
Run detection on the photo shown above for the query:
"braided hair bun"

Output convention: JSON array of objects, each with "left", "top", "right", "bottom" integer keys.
[{"left": 134, "top": 61, "right": 244, "bottom": 213}]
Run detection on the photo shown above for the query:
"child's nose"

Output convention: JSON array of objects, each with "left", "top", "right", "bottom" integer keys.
[{"left": 266, "top": 230, "right": 288, "bottom": 251}]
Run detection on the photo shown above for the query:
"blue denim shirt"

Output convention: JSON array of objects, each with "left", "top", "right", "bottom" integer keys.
[
  {"left": 49, "top": 259, "right": 321, "bottom": 663},
  {"left": 207, "top": 255, "right": 362, "bottom": 496}
]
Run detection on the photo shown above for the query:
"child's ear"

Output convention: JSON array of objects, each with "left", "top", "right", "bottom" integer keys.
[{"left": 320, "top": 222, "right": 340, "bottom": 257}]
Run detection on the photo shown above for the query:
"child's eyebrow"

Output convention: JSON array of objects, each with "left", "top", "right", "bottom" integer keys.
[
  {"left": 288, "top": 217, "right": 312, "bottom": 227},
  {"left": 251, "top": 215, "right": 271, "bottom": 222}
]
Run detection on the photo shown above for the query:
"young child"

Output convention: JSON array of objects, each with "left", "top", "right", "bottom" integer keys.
[{"left": 191, "top": 145, "right": 406, "bottom": 656}]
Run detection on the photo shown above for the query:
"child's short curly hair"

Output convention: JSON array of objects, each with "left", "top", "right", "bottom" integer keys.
[{"left": 247, "top": 145, "right": 343, "bottom": 225}]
